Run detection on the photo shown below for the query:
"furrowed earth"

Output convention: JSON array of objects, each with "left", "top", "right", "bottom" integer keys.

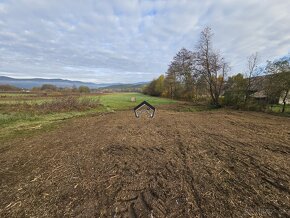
[{"left": 1, "top": 109, "right": 290, "bottom": 217}]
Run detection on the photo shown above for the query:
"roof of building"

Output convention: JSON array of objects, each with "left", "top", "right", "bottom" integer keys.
[{"left": 250, "top": 90, "right": 267, "bottom": 98}]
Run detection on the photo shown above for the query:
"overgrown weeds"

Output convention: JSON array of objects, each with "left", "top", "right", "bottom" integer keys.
[
  {"left": 1, "top": 96, "right": 101, "bottom": 114},
  {"left": 37, "top": 96, "right": 100, "bottom": 113}
]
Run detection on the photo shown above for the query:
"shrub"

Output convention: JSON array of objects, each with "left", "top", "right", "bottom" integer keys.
[
  {"left": 4, "top": 96, "right": 101, "bottom": 114},
  {"left": 37, "top": 96, "right": 100, "bottom": 113},
  {"left": 78, "top": 86, "right": 90, "bottom": 93},
  {"left": 40, "top": 84, "right": 58, "bottom": 91}
]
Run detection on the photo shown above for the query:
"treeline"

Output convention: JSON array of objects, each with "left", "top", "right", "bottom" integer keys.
[
  {"left": 0, "top": 83, "right": 92, "bottom": 93},
  {"left": 224, "top": 63, "right": 289, "bottom": 113},
  {"left": 0, "top": 84, "right": 21, "bottom": 91},
  {"left": 32, "top": 84, "right": 91, "bottom": 93},
  {"left": 144, "top": 27, "right": 228, "bottom": 106},
  {"left": 144, "top": 27, "right": 290, "bottom": 112}
]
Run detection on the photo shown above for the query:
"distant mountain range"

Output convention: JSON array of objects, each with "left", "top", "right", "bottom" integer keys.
[{"left": 0, "top": 76, "right": 147, "bottom": 89}]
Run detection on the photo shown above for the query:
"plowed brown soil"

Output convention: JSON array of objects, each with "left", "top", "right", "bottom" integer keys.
[{"left": 1, "top": 109, "right": 290, "bottom": 217}]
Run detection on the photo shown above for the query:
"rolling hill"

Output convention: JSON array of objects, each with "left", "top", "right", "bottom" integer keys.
[{"left": 0, "top": 76, "right": 145, "bottom": 89}]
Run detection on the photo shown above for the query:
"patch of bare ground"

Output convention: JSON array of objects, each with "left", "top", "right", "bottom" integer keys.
[{"left": 1, "top": 110, "right": 290, "bottom": 217}]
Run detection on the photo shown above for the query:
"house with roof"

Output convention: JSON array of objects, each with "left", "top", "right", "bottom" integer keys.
[{"left": 249, "top": 75, "right": 289, "bottom": 105}]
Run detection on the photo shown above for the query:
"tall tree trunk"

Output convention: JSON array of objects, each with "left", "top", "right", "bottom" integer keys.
[
  {"left": 282, "top": 90, "right": 289, "bottom": 113},
  {"left": 244, "top": 77, "right": 251, "bottom": 104},
  {"left": 213, "top": 90, "right": 220, "bottom": 107}
]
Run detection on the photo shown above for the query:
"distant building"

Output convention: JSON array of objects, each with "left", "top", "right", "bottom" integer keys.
[
  {"left": 248, "top": 75, "right": 269, "bottom": 103},
  {"left": 248, "top": 75, "right": 288, "bottom": 104}
]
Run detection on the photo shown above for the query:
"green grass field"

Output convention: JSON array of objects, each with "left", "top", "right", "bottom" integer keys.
[
  {"left": 0, "top": 92, "right": 176, "bottom": 141},
  {"left": 268, "top": 104, "right": 290, "bottom": 113},
  {"left": 98, "top": 92, "right": 176, "bottom": 110}
]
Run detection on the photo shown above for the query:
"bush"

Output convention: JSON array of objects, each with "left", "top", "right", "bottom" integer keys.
[
  {"left": 37, "top": 96, "right": 100, "bottom": 113},
  {"left": 79, "top": 86, "right": 90, "bottom": 93},
  {"left": 243, "top": 101, "right": 267, "bottom": 112},
  {"left": 40, "top": 84, "right": 58, "bottom": 91},
  {"left": 0, "top": 84, "right": 20, "bottom": 91},
  {"left": 223, "top": 91, "right": 246, "bottom": 108},
  {"left": 5, "top": 96, "right": 101, "bottom": 114}
]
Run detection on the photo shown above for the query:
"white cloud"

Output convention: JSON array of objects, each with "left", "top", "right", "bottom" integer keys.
[{"left": 0, "top": 0, "right": 289, "bottom": 83}]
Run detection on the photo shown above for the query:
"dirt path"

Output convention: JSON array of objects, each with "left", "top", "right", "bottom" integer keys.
[{"left": 1, "top": 110, "right": 290, "bottom": 217}]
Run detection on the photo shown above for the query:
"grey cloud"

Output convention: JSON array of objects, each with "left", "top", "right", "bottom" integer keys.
[{"left": 0, "top": 0, "right": 289, "bottom": 83}]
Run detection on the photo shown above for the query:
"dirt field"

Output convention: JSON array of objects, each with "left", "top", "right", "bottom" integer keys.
[{"left": 1, "top": 109, "right": 290, "bottom": 217}]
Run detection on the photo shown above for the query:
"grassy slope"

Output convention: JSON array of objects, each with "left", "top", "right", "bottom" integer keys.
[
  {"left": 0, "top": 93, "right": 176, "bottom": 141},
  {"left": 98, "top": 92, "right": 176, "bottom": 110}
]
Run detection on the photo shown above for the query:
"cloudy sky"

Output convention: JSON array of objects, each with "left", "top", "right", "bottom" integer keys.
[{"left": 0, "top": 0, "right": 289, "bottom": 83}]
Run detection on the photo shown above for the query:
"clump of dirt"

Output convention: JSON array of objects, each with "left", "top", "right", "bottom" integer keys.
[{"left": 0, "top": 110, "right": 290, "bottom": 217}]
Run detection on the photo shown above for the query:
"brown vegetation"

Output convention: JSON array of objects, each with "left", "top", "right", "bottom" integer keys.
[
  {"left": 144, "top": 27, "right": 229, "bottom": 106},
  {"left": 0, "top": 84, "right": 21, "bottom": 91},
  {"left": 1, "top": 96, "right": 100, "bottom": 114},
  {"left": 144, "top": 27, "right": 290, "bottom": 113}
]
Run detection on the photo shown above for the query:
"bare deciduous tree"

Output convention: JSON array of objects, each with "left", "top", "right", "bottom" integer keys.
[
  {"left": 244, "top": 52, "right": 259, "bottom": 103},
  {"left": 194, "top": 27, "right": 229, "bottom": 106},
  {"left": 165, "top": 63, "right": 180, "bottom": 99},
  {"left": 172, "top": 48, "right": 195, "bottom": 99},
  {"left": 164, "top": 48, "right": 194, "bottom": 99}
]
